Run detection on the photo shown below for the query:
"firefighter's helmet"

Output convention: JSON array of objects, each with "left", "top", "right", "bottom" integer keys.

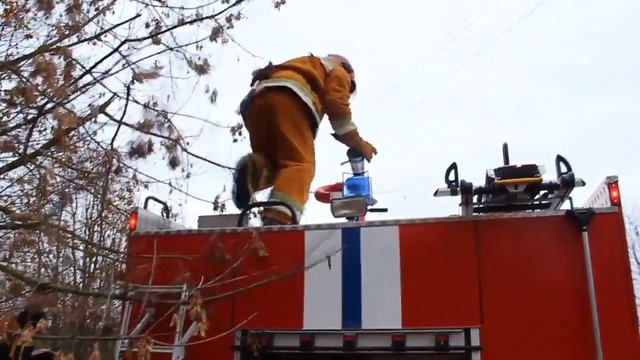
[{"left": 326, "top": 54, "right": 356, "bottom": 94}]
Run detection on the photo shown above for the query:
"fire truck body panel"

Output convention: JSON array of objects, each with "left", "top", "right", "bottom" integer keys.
[{"left": 124, "top": 205, "right": 640, "bottom": 359}]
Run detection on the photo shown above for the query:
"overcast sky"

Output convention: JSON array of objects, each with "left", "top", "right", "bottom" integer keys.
[{"left": 133, "top": 0, "right": 640, "bottom": 227}]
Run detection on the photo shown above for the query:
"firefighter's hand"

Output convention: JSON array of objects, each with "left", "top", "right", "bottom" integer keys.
[
  {"left": 332, "top": 130, "right": 378, "bottom": 162},
  {"left": 358, "top": 140, "right": 377, "bottom": 162}
]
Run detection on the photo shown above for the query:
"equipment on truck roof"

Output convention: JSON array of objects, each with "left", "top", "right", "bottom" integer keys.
[
  {"left": 128, "top": 196, "right": 186, "bottom": 233},
  {"left": 314, "top": 148, "right": 387, "bottom": 221},
  {"left": 434, "top": 142, "right": 586, "bottom": 216}
]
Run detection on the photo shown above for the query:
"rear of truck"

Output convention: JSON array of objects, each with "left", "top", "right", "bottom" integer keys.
[{"left": 119, "top": 176, "right": 640, "bottom": 360}]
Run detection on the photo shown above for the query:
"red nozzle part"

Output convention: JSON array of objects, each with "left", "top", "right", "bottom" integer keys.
[{"left": 314, "top": 182, "right": 344, "bottom": 203}]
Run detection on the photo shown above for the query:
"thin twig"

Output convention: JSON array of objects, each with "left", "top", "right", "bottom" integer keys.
[{"left": 100, "top": 109, "right": 234, "bottom": 170}]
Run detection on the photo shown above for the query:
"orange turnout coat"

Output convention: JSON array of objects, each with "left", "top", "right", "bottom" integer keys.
[{"left": 238, "top": 54, "right": 359, "bottom": 220}]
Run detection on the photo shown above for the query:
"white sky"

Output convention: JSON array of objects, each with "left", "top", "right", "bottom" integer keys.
[{"left": 133, "top": 0, "right": 640, "bottom": 227}]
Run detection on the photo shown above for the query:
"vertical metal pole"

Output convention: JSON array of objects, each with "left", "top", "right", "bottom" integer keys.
[
  {"left": 114, "top": 300, "right": 132, "bottom": 360},
  {"left": 460, "top": 180, "right": 474, "bottom": 216},
  {"left": 582, "top": 230, "right": 603, "bottom": 360},
  {"left": 461, "top": 193, "right": 473, "bottom": 216},
  {"left": 172, "top": 285, "right": 188, "bottom": 360},
  {"left": 568, "top": 208, "right": 602, "bottom": 360}
]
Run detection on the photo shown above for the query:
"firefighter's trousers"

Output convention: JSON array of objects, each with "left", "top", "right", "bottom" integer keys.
[{"left": 241, "top": 87, "right": 316, "bottom": 219}]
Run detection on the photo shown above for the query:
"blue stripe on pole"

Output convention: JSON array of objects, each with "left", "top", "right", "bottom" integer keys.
[{"left": 341, "top": 227, "right": 362, "bottom": 329}]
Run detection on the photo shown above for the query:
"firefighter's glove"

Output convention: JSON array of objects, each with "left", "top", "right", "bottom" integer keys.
[{"left": 332, "top": 129, "right": 378, "bottom": 162}]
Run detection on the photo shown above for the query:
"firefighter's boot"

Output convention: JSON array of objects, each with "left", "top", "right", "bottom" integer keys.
[
  {"left": 232, "top": 153, "right": 274, "bottom": 210},
  {"left": 261, "top": 208, "right": 294, "bottom": 226}
]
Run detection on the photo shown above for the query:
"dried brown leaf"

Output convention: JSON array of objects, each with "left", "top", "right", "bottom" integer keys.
[
  {"left": 63, "top": 60, "right": 76, "bottom": 85},
  {"left": 131, "top": 72, "right": 143, "bottom": 83},
  {"left": 58, "top": 352, "right": 75, "bottom": 360},
  {"left": 55, "top": 23, "right": 65, "bottom": 38},
  {"left": 88, "top": 342, "right": 101, "bottom": 360},
  {"left": 8, "top": 281, "right": 25, "bottom": 297},
  {"left": 53, "top": 108, "right": 79, "bottom": 128},
  {"left": 206, "top": 238, "right": 231, "bottom": 264},
  {"left": 150, "top": 20, "right": 162, "bottom": 45},
  {"left": 5, "top": 313, "right": 19, "bottom": 333},
  {"left": 52, "top": 125, "right": 70, "bottom": 149},
  {"left": 37, "top": 0, "right": 55, "bottom": 13},
  {"left": 273, "top": 0, "right": 287, "bottom": 10},
  {"left": 124, "top": 343, "right": 134, "bottom": 360},
  {"left": 54, "top": 87, "right": 69, "bottom": 100},
  {"left": 208, "top": 88, "right": 218, "bottom": 104},
  {"left": 136, "top": 117, "right": 155, "bottom": 132},
  {"left": 31, "top": 55, "right": 58, "bottom": 89},
  {"left": 65, "top": 0, "right": 82, "bottom": 32},
  {"left": 132, "top": 65, "right": 163, "bottom": 83},
  {"left": 44, "top": 166, "right": 55, "bottom": 180},
  {"left": 191, "top": 307, "right": 205, "bottom": 323},
  {"left": 136, "top": 337, "right": 152, "bottom": 360},
  {"left": 0, "top": 313, "right": 10, "bottom": 340},
  {"left": 89, "top": 104, "right": 100, "bottom": 118},
  {"left": 186, "top": 58, "right": 211, "bottom": 76},
  {"left": 58, "top": 47, "right": 73, "bottom": 60},
  {"left": 198, "top": 321, "right": 208, "bottom": 337},
  {"left": 19, "top": 325, "right": 34, "bottom": 346},
  {"left": 209, "top": 25, "right": 224, "bottom": 42},
  {"left": 188, "top": 306, "right": 197, "bottom": 321},
  {"left": 251, "top": 233, "right": 268, "bottom": 257},
  {"left": 168, "top": 154, "right": 180, "bottom": 169},
  {"left": 35, "top": 319, "right": 48, "bottom": 333},
  {"left": 0, "top": 138, "right": 17, "bottom": 153},
  {"left": 11, "top": 83, "right": 38, "bottom": 105},
  {"left": 127, "top": 138, "right": 154, "bottom": 160},
  {"left": 15, "top": 231, "right": 36, "bottom": 249}
]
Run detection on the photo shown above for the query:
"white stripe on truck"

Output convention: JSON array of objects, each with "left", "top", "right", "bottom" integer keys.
[
  {"left": 303, "top": 229, "right": 342, "bottom": 329},
  {"left": 361, "top": 226, "right": 403, "bottom": 329}
]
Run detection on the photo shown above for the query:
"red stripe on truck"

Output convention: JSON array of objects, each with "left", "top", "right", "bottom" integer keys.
[{"left": 399, "top": 222, "right": 481, "bottom": 328}]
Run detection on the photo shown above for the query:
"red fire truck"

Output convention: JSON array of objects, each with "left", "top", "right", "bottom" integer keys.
[{"left": 118, "top": 145, "right": 640, "bottom": 360}]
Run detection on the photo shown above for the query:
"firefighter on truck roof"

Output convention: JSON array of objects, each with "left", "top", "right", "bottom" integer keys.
[{"left": 233, "top": 53, "right": 377, "bottom": 225}]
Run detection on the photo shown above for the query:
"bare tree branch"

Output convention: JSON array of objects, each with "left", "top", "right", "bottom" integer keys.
[
  {"left": 0, "top": 95, "right": 116, "bottom": 176},
  {"left": 0, "top": 8, "right": 140, "bottom": 70}
]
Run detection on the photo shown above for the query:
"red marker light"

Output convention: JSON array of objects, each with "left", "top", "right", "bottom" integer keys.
[
  {"left": 391, "top": 334, "right": 405, "bottom": 351},
  {"left": 435, "top": 334, "right": 450, "bottom": 350},
  {"left": 258, "top": 333, "right": 272, "bottom": 348},
  {"left": 343, "top": 333, "right": 357, "bottom": 350},
  {"left": 607, "top": 181, "right": 621, "bottom": 206},
  {"left": 299, "top": 334, "right": 314, "bottom": 350},
  {"left": 128, "top": 211, "right": 138, "bottom": 233}
]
